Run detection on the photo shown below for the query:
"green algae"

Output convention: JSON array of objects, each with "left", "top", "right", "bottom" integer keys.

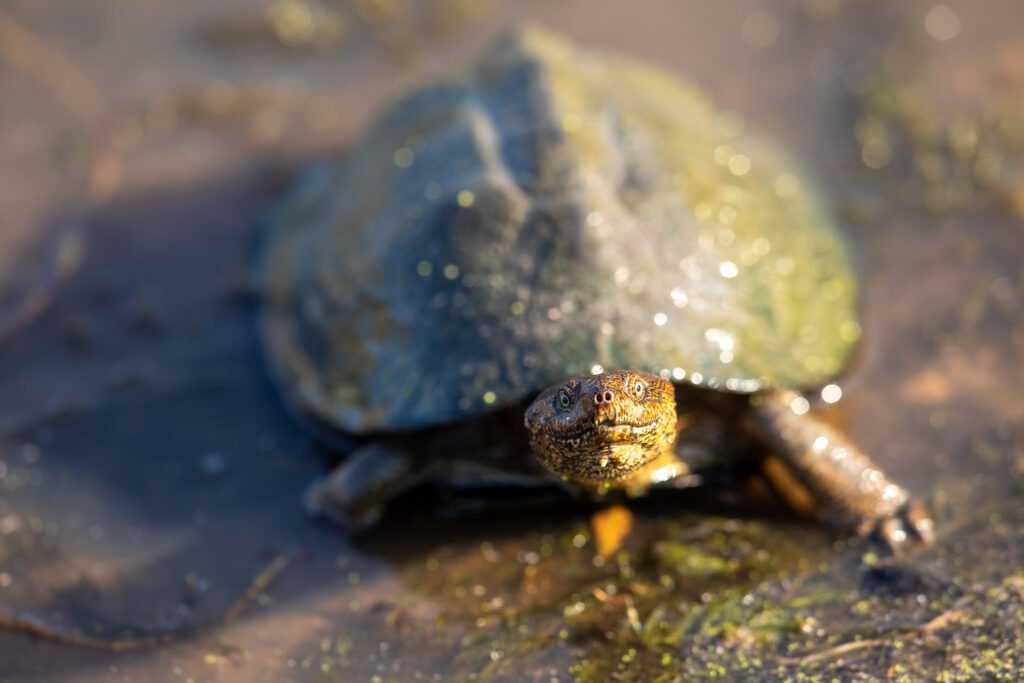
[{"left": 303, "top": 499, "right": 1024, "bottom": 682}]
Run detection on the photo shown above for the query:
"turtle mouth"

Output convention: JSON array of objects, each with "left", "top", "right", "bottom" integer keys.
[
  {"left": 544, "top": 418, "right": 665, "bottom": 449},
  {"left": 591, "top": 420, "right": 662, "bottom": 443}
]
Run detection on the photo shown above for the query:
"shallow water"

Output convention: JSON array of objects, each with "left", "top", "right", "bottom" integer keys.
[{"left": 1, "top": 1, "right": 1023, "bottom": 681}]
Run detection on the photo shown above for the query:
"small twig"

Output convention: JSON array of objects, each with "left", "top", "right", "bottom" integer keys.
[
  {"left": 779, "top": 636, "right": 889, "bottom": 665},
  {"left": 0, "top": 8, "right": 121, "bottom": 198},
  {"left": 777, "top": 607, "right": 965, "bottom": 666},
  {"left": 0, "top": 8, "right": 122, "bottom": 347},
  {"left": 0, "top": 553, "right": 290, "bottom": 651},
  {"left": 0, "top": 216, "right": 86, "bottom": 348}
]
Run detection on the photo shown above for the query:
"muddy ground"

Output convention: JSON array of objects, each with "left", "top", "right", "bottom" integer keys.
[{"left": 1, "top": 1, "right": 1023, "bottom": 681}]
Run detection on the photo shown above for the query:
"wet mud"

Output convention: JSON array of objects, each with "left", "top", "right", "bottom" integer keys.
[{"left": 1, "top": 1, "right": 1022, "bottom": 681}]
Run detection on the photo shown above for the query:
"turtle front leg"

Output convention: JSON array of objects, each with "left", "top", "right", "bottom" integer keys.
[
  {"left": 744, "top": 391, "right": 934, "bottom": 549},
  {"left": 304, "top": 442, "right": 425, "bottom": 529}
]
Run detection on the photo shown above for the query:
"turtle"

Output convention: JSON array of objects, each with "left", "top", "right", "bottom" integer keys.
[{"left": 258, "top": 25, "right": 933, "bottom": 547}]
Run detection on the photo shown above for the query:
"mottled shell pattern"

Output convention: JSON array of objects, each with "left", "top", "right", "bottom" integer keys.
[{"left": 260, "top": 25, "right": 860, "bottom": 434}]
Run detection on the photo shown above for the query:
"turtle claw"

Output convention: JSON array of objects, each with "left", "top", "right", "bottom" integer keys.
[{"left": 863, "top": 500, "right": 935, "bottom": 553}]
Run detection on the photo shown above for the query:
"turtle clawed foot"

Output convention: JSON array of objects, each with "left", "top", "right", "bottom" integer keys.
[
  {"left": 301, "top": 444, "right": 421, "bottom": 532},
  {"left": 303, "top": 479, "right": 382, "bottom": 532},
  {"left": 860, "top": 500, "right": 935, "bottom": 554}
]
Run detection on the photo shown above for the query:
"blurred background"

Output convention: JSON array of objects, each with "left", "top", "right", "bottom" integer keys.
[{"left": 1, "top": 1, "right": 1022, "bottom": 681}]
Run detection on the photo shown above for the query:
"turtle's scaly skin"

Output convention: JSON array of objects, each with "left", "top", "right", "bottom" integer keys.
[
  {"left": 525, "top": 371, "right": 677, "bottom": 483},
  {"left": 262, "top": 25, "right": 859, "bottom": 434}
]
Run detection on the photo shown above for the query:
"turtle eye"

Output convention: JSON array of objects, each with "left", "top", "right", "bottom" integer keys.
[
  {"left": 556, "top": 388, "right": 574, "bottom": 411},
  {"left": 631, "top": 377, "right": 647, "bottom": 400}
]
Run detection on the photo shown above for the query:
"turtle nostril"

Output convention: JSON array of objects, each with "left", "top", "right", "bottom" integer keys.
[{"left": 594, "top": 390, "right": 615, "bottom": 404}]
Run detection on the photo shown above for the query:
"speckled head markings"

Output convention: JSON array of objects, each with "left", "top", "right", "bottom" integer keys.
[{"left": 524, "top": 371, "right": 677, "bottom": 483}]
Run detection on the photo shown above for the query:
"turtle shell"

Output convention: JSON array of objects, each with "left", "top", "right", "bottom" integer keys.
[{"left": 260, "top": 26, "right": 860, "bottom": 434}]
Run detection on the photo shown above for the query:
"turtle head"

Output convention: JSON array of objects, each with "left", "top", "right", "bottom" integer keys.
[{"left": 524, "top": 370, "right": 677, "bottom": 484}]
